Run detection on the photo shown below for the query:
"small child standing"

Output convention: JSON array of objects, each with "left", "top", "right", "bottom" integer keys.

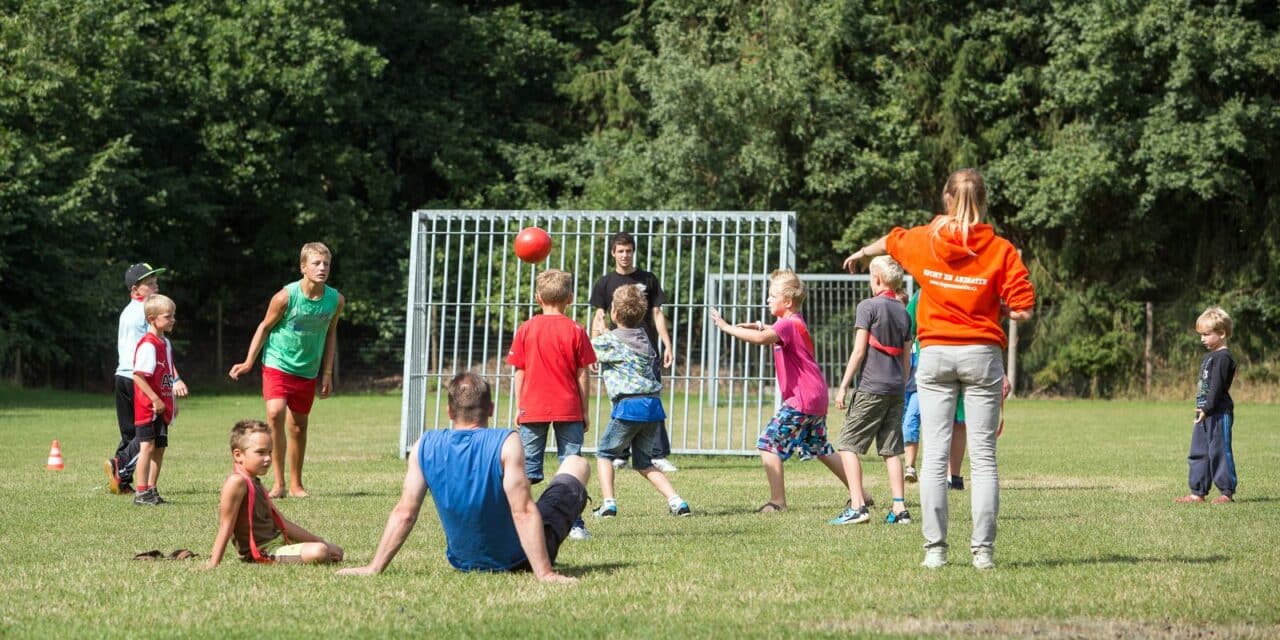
[
  {"left": 507, "top": 269, "right": 597, "bottom": 539},
  {"left": 590, "top": 285, "right": 691, "bottom": 519},
  {"left": 207, "top": 420, "right": 344, "bottom": 566},
  {"left": 710, "top": 269, "right": 851, "bottom": 513},
  {"left": 126, "top": 294, "right": 181, "bottom": 506},
  {"left": 832, "top": 257, "right": 913, "bottom": 525},
  {"left": 1176, "top": 306, "right": 1238, "bottom": 504}
]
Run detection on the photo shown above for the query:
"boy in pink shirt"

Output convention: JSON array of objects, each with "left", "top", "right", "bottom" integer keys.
[{"left": 711, "top": 269, "right": 851, "bottom": 513}]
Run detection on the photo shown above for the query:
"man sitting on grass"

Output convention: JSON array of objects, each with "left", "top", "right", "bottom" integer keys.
[{"left": 337, "top": 372, "right": 587, "bottom": 583}]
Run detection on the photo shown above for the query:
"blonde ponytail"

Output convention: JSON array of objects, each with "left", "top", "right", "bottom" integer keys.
[{"left": 930, "top": 168, "right": 987, "bottom": 254}]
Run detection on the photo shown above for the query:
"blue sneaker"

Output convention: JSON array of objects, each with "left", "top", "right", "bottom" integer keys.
[
  {"left": 593, "top": 502, "right": 618, "bottom": 518},
  {"left": 669, "top": 501, "right": 691, "bottom": 516},
  {"left": 884, "top": 509, "right": 912, "bottom": 524},
  {"left": 828, "top": 505, "right": 870, "bottom": 525}
]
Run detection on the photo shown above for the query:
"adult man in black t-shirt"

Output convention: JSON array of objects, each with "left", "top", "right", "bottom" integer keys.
[{"left": 589, "top": 231, "right": 678, "bottom": 472}]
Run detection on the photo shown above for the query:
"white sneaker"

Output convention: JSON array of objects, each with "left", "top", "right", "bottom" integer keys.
[
  {"left": 611, "top": 458, "right": 628, "bottom": 470},
  {"left": 652, "top": 458, "right": 678, "bottom": 473},
  {"left": 904, "top": 465, "right": 918, "bottom": 483},
  {"left": 971, "top": 547, "right": 995, "bottom": 570},
  {"left": 569, "top": 525, "right": 592, "bottom": 541},
  {"left": 921, "top": 548, "right": 948, "bottom": 569}
]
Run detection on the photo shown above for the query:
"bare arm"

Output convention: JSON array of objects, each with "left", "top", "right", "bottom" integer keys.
[
  {"left": 835, "top": 329, "right": 870, "bottom": 409},
  {"left": 591, "top": 308, "right": 608, "bottom": 338},
  {"left": 652, "top": 306, "right": 674, "bottom": 368},
  {"left": 709, "top": 308, "right": 779, "bottom": 345},
  {"left": 843, "top": 235, "right": 890, "bottom": 273},
  {"left": 206, "top": 474, "right": 248, "bottom": 568},
  {"left": 229, "top": 289, "right": 289, "bottom": 379},
  {"left": 336, "top": 441, "right": 429, "bottom": 576},
  {"left": 513, "top": 369, "right": 524, "bottom": 412},
  {"left": 133, "top": 372, "right": 164, "bottom": 416},
  {"left": 577, "top": 368, "right": 590, "bottom": 434},
  {"left": 500, "top": 434, "right": 575, "bottom": 583},
  {"left": 318, "top": 294, "right": 345, "bottom": 399}
]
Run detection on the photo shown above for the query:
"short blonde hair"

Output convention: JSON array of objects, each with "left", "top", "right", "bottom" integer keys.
[
  {"left": 535, "top": 269, "right": 574, "bottom": 305},
  {"left": 869, "top": 256, "right": 905, "bottom": 292},
  {"left": 300, "top": 242, "right": 332, "bottom": 264},
  {"left": 611, "top": 285, "right": 648, "bottom": 327},
  {"left": 143, "top": 294, "right": 175, "bottom": 319},
  {"left": 1196, "top": 306, "right": 1232, "bottom": 339},
  {"left": 769, "top": 269, "right": 806, "bottom": 308}
]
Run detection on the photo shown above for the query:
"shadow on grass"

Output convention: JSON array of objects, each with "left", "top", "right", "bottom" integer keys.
[
  {"left": 559, "top": 561, "right": 635, "bottom": 577},
  {"left": 1003, "top": 485, "right": 1111, "bottom": 491},
  {"left": 1003, "top": 554, "right": 1228, "bottom": 569},
  {"left": 1235, "top": 496, "right": 1280, "bottom": 504}
]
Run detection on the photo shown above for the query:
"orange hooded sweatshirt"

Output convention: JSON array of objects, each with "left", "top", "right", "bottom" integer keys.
[{"left": 886, "top": 217, "right": 1035, "bottom": 349}]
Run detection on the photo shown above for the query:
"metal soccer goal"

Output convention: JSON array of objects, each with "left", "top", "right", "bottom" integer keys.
[{"left": 398, "top": 210, "right": 909, "bottom": 458}]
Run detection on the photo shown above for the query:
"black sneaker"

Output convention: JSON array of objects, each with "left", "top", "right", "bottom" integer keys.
[
  {"left": 949, "top": 476, "right": 965, "bottom": 491},
  {"left": 153, "top": 490, "right": 168, "bottom": 505},
  {"left": 133, "top": 489, "right": 160, "bottom": 506}
]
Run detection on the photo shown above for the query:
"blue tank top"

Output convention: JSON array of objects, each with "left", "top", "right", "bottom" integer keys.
[{"left": 418, "top": 428, "right": 525, "bottom": 571}]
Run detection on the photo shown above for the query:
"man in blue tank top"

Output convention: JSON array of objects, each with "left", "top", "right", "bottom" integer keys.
[{"left": 337, "top": 373, "right": 588, "bottom": 583}]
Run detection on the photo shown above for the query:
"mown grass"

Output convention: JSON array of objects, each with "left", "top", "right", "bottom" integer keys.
[{"left": 1, "top": 385, "right": 1277, "bottom": 638}]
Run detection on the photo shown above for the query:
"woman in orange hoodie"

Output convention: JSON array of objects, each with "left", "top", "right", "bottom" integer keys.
[{"left": 844, "top": 168, "right": 1034, "bottom": 570}]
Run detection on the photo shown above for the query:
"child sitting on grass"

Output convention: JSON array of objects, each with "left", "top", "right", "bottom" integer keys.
[
  {"left": 206, "top": 420, "right": 344, "bottom": 567},
  {"left": 590, "top": 285, "right": 691, "bottom": 519}
]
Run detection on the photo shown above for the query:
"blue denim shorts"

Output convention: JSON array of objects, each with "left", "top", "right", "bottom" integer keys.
[
  {"left": 519, "top": 421, "right": 585, "bottom": 484},
  {"left": 596, "top": 418, "right": 660, "bottom": 470}
]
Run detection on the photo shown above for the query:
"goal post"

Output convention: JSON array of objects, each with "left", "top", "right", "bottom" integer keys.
[{"left": 398, "top": 210, "right": 912, "bottom": 458}]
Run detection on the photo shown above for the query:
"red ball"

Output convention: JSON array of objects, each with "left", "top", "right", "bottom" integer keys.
[{"left": 513, "top": 226, "right": 553, "bottom": 263}]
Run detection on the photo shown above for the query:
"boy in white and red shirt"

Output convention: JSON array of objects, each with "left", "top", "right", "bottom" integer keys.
[
  {"left": 507, "top": 269, "right": 597, "bottom": 539},
  {"left": 128, "top": 294, "right": 181, "bottom": 506},
  {"left": 710, "top": 269, "right": 851, "bottom": 514}
]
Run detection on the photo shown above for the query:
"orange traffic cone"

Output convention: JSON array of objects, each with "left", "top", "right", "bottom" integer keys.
[{"left": 46, "top": 440, "right": 64, "bottom": 471}]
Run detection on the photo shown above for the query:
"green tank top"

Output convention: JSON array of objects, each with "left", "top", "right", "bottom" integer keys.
[{"left": 262, "top": 281, "right": 340, "bottom": 379}]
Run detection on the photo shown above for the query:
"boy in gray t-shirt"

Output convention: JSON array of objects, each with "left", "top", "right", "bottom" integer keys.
[{"left": 831, "top": 256, "right": 912, "bottom": 525}]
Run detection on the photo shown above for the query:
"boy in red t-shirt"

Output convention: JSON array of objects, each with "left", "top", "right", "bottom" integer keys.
[
  {"left": 129, "top": 294, "right": 180, "bottom": 506},
  {"left": 507, "top": 269, "right": 597, "bottom": 539}
]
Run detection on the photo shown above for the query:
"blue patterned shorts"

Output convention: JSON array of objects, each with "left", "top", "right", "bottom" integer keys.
[{"left": 757, "top": 404, "right": 835, "bottom": 461}]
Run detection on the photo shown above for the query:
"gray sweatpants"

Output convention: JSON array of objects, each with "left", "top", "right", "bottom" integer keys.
[{"left": 916, "top": 344, "right": 1004, "bottom": 554}]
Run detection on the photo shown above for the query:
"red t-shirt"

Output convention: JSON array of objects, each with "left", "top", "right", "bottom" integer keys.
[
  {"left": 506, "top": 314, "right": 597, "bottom": 423},
  {"left": 886, "top": 217, "right": 1035, "bottom": 348},
  {"left": 133, "top": 332, "right": 176, "bottom": 425}
]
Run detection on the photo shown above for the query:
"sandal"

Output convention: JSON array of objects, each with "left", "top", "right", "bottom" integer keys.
[
  {"left": 755, "top": 502, "right": 786, "bottom": 513},
  {"left": 133, "top": 550, "right": 164, "bottom": 561},
  {"left": 169, "top": 549, "right": 199, "bottom": 560}
]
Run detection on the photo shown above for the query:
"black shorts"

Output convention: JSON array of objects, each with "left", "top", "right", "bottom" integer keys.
[
  {"left": 134, "top": 418, "right": 170, "bottom": 449},
  {"left": 534, "top": 474, "right": 588, "bottom": 565}
]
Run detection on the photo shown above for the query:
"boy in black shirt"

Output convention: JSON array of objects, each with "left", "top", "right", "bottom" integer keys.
[{"left": 1175, "top": 306, "right": 1238, "bottom": 504}]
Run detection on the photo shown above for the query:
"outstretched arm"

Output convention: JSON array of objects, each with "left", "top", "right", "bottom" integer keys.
[
  {"left": 318, "top": 294, "right": 345, "bottom": 399},
  {"left": 501, "top": 434, "right": 575, "bottom": 584},
  {"left": 709, "top": 308, "right": 779, "bottom": 345},
  {"left": 336, "top": 441, "right": 428, "bottom": 576},
  {"left": 229, "top": 289, "right": 289, "bottom": 379},
  {"left": 843, "top": 235, "right": 889, "bottom": 273},
  {"left": 206, "top": 474, "right": 248, "bottom": 568}
]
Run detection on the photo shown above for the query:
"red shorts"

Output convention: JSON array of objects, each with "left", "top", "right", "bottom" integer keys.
[{"left": 262, "top": 366, "right": 317, "bottom": 415}]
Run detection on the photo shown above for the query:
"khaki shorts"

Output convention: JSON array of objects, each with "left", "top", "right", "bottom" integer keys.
[
  {"left": 838, "top": 390, "right": 904, "bottom": 456},
  {"left": 254, "top": 537, "right": 307, "bottom": 563}
]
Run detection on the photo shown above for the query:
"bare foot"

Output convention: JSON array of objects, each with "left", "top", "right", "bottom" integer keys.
[
  {"left": 268, "top": 487, "right": 286, "bottom": 499},
  {"left": 290, "top": 488, "right": 311, "bottom": 498}
]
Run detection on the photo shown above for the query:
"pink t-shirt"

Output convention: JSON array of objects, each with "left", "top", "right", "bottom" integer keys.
[{"left": 772, "top": 315, "right": 828, "bottom": 415}]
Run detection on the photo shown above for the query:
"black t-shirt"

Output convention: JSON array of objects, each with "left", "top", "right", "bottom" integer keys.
[
  {"left": 1196, "top": 348, "right": 1236, "bottom": 415},
  {"left": 590, "top": 270, "right": 664, "bottom": 351}
]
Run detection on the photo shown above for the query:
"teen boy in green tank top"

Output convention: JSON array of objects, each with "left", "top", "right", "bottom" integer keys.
[{"left": 229, "top": 243, "right": 345, "bottom": 498}]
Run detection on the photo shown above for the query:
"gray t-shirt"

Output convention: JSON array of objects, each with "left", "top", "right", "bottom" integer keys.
[{"left": 854, "top": 294, "right": 910, "bottom": 396}]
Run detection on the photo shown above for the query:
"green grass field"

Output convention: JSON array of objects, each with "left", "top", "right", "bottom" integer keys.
[{"left": 2, "top": 385, "right": 1278, "bottom": 638}]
